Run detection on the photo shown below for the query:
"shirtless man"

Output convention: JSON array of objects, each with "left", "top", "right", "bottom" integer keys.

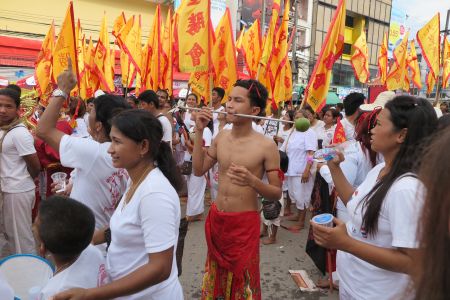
[{"left": 193, "top": 79, "right": 281, "bottom": 300}]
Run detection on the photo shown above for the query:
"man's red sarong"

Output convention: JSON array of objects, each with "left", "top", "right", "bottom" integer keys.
[{"left": 202, "top": 203, "right": 261, "bottom": 300}]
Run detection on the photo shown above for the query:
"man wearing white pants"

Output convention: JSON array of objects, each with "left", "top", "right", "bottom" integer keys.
[{"left": 0, "top": 88, "right": 41, "bottom": 254}]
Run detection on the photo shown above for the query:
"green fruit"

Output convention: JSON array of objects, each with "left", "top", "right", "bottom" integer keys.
[{"left": 295, "top": 117, "right": 310, "bottom": 132}]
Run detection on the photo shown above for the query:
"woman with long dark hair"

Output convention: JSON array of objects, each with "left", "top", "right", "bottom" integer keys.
[
  {"left": 311, "top": 96, "right": 437, "bottom": 299},
  {"left": 414, "top": 129, "right": 450, "bottom": 300},
  {"left": 54, "top": 109, "right": 183, "bottom": 299}
]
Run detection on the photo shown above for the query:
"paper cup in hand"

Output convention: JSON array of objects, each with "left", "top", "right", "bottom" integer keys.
[
  {"left": 312, "top": 213, "right": 334, "bottom": 227},
  {"left": 51, "top": 172, "right": 67, "bottom": 193}
]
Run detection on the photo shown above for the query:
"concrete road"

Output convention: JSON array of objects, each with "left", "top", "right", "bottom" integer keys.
[{"left": 179, "top": 200, "right": 339, "bottom": 300}]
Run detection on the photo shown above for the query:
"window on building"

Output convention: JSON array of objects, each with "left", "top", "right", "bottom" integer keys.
[
  {"left": 345, "top": 15, "right": 354, "bottom": 27},
  {"left": 297, "top": 29, "right": 306, "bottom": 48},
  {"left": 299, "top": 0, "right": 309, "bottom": 21},
  {"left": 343, "top": 43, "right": 352, "bottom": 55}
]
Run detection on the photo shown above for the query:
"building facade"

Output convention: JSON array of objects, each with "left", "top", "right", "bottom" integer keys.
[{"left": 309, "top": 0, "right": 392, "bottom": 96}]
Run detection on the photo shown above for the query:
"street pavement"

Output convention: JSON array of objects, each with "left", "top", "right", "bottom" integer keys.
[{"left": 179, "top": 198, "right": 339, "bottom": 300}]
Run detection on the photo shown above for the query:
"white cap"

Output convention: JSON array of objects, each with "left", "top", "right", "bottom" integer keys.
[
  {"left": 434, "top": 107, "right": 443, "bottom": 118},
  {"left": 178, "top": 88, "right": 188, "bottom": 99},
  {"left": 360, "top": 91, "right": 396, "bottom": 112},
  {"left": 94, "top": 90, "right": 105, "bottom": 98}
]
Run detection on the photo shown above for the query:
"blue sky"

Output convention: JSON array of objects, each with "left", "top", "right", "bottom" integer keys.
[{"left": 393, "top": 0, "right": 449, "bottom": 37}]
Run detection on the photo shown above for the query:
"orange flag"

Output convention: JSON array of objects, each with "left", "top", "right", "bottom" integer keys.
[
  {"left": 75, "top": 19, "right": 90, "bottom": 99},
  {"left": 304, "top": 0, "right": 346, "bottom": 112},
  {"left": 333, "top": 117, "right": 346, "bottom": 144},
  {"left": 351, "top": 20, "right": 369, "bottom": 83},
  {"left": 212, "top": 8, "right": 237, "bottom": 100},
  {"left": 52, "top": 2, "right": 79, "bottom": 90},
  {"left": 235, "top": 25, "right": 245, "bottom": 51},
  {"left": 241, "top": 19, "right": 262, "bottom": 79},
  {"left": 416, "top": 13, "right": 440, "bottom": 94},
  {"left": 386, "top": 32, "right": 409, "bottom": 91},
  {"left": 112, "top": 12, "right": 126, "bottom": 38},
  {"left": 177, "top": 0, "right": 210, "bottom": 73},
  {"left": 142, "top": 5, "right": 162, "bottom": 92},
  {"left": 188, "top": 19, "right": 215, "bottom": 103},
  {"left": 84, "top": 37, "right": 98, "bottom": 97},
  {"left": 443, "top": 37, "right": 450, "bottom": 89},
  {"left": 117, "top": 15, "right": 142, "bottom": 88},
  {"left": 377, "top": 32, "right": 388, "bottom": 85},
  {"left": 35, "top": 21, "right": 55, "bottom": 103},
  {"left": 407, "top": 40, "right": 422, "bottom": 89},
  {"left": 161, "top": 8, "right": 174, "bottom": 95},
  {"left": 94, "top": 15, "right": 115, "bottom": 92}
]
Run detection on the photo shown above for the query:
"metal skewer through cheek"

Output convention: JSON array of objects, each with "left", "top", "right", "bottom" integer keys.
[{"left": 177, "top": 106, "right": 295, "bottom": 124}]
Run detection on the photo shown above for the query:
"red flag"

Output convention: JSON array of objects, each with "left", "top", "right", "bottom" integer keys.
[{"left": 332, "top": 117, "right": 346, "bottom": 144}]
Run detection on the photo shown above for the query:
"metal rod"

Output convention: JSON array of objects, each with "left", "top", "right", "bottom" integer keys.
[{"left": 176, "top": 106, "right": 295, "bottom": 124}]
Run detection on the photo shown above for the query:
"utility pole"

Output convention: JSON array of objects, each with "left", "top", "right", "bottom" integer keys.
[
  {"left": 291, "top": 0, "right": 299, "bottom": 83},
  {"left": 261, "top": 0, "right": 266, "bottom": 34},
  {"left": 434, "top": 9, "right": 450, "bottom": 106}
]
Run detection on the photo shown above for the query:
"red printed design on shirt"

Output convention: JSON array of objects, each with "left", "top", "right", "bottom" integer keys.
[
  {"left": 105, "top": 169, "right": 128, "bottom": 214},
  {"left": 97, "top": 264, "right": 109, "bottom": 286}
]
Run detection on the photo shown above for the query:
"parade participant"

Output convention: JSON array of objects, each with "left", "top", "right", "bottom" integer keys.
[
  {"left": 273, "top": 110, "right": 294, "bottom": 149},
  {"left": 183, "top": 93, "right": 197, "bottom": 131},
  {"left": 414, "top": 129, "right": 450, "bottom": 300},
  {"left": 84, "top": 98, "right": 94, "bottom": 125},
  {"left": 182, "top": 110, "right": 212, "bottom": 222},
  {"left": 193, "top": 79, "right": 281, "bottom": 299},
  {"left": 282, "top": 110, "right": 317, "bottom": 231},
  {"left": 304, "top": 106, "right": 325, "bottom": 141},
  {"left": 36, "top": 196, "right": 106, "bottom": 299},
  {"left": 316, "top": 107, "right": 339, "bottom": 148},
  {"left": 5, "top": 84, "right": 21, "bottom": 97},
  {"left": 311, "top": 96, "right": 437, "bottom": 300},
  {"left": 68, "top": 97, "right": 89, "bottom": 138},
  {"left": 341, "top": 92, "right": 365, "bottom": 141},
  {"left": 36, "top": 59, "right": 129, "bottom": 232},
  {"left": 138, "top": 90, "right": 173, "bottom": 147},
  {"left": 211, "top": 87, "right": 225, "bottom": 135},
  {"left": 54, "top": 109, "right": 183, "bottom": 300},
  {"left": 0, "top": 88, "right": 41, "bottom": 254},
  {"left": 125, "top": 95, "right": 138, "bottom": 109}
]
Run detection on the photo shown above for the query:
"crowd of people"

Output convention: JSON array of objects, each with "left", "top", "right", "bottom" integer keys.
[{"left": 0, "top": 60, "right": 448, "bottom": 300}]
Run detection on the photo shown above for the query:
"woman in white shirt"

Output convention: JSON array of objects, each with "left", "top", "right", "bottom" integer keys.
[
  {"left": 273, "top": 110, "right": 294, "bottom": 149},
  {"left": 54, "top": 109, "right": 184, "bottom": 299},
  {"left": 320, "top": 108, "right": 339, "bottom": 148},
  {"left": 311, "top": 96, "right": 438, "bottom": 300},
  {"left": 281, "top": 110, "right": 318, "bottom": 231}
]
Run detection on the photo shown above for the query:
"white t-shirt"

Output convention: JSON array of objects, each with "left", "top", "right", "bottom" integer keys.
[
  {"left": 106, "top": 168, "right": 182, "bottom": 300},
  {"left": 212, "top": 105, "right": 225, "bottom": 135},
  {"left": 0, "top": 272, "right": 13, "bottom": 300},
  {"left": 157, "top": 114, "right": 173, "bottom": 147},
  {"left": 337, "top": 163, "right": 424, "bottom": 300},
  {"left": 276, "top": 127, "right": 293, "bottom": 149},
  {"left": 71, "top": 117, "right": 89, "bottom": 138},
  {"left": 40, "top": 245, "right": 107, "bottom": 300},
  {"left": 281, "top": 128, "right": 317, "bottom": 176},
  {"left": 310, "top": 120, "right": 325, "bottom": 138},
  {"left": 183, "top": 127, "right": 212, "bottom": 161},
  {"left": 341, "top": 117, "right": 355, "bottom": 141},
  {"left": 315, "top": 123, "right": 336, "bottom": 148},
  {"left": 0, "top": 124, "right": 36, "bottom": 193},
  {"left": 60, "top": 135, "right": 128, "bottom": 229},
  {"left": 183, "top": 111, "right": 193, "bottom": 131}
]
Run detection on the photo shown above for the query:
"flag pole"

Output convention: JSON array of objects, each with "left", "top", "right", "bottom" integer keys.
[{"left": 434, "top": 9, "right": 450, "bottom": 107}]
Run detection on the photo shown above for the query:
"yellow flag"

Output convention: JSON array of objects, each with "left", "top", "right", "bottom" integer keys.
[
  {"left": 35, "top": 21, "right": 55, "bottom": 103},
  {"left": 117, "top": 15, "right": 142, "bottom": 88},
  {"left": 241, "top": 19, "right": 262, "bottom": 79},
  {"left": 386, "top": 32, "right": 409, "bottom": 91},
  {"left": 443, "top": 37, "right": 450, "bottom": 89},
  {"left": 84, "top": 37, "right": 98, "bottom": 97},
  {"left": 407, "top": 40, "right": 422, "bottom": 89},
  {"left": 235, "top": 25, "right": 245, "bottom": 50},
  {"left": 351, "top": 20, "right": 369, "bottom": 83},
  {"left": 112, "top": 12, "right": 126, "bottom": 38},
  {"left": 416, "top": 13, "right": 440, "bottom": 94},
  {"left": 75, "top": 19, "right": 90, "bottom": 99},
  {"left": 189, "top": 20, "right": 215, "bottom": 103},
  {"left": 305, "top": 0, "right": 346, "bottom": 112},
  {"left": 94, "top": 15, "right": 115, "bottom": 92},
  {"left": 161, "top": 9, "right": 174, "bottom": 95},
  {"left": 377, "top": 32, "right": 388, "bottom": 85},
  {"left": 177, "top": 0, "right": 210, "bottom": 73},
  {"left": 212, "top": 8, "right": 238, "bottom": 100},
  {"left": 142, "top": 5, "right": 162, "bottom": 91},
  {"left": 52, "top": 2, "right": 79, "bottom": 90}
]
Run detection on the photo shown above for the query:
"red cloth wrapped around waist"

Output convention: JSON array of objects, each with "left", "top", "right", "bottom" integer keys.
[{"left": 205, "top": 203, "right": 260, "bottom": 276}]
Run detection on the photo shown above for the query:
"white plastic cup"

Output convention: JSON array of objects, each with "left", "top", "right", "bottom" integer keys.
[
  {"left": 51, "top": 172, "right": 67, "bottom": 193},
  {"left": 312, "top": 213, "right": 334, "bottom": 227}
]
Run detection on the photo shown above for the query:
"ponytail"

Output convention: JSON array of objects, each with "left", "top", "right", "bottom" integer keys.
[{"left": 156, "top": 141, "right": 183, "bottom": 191}]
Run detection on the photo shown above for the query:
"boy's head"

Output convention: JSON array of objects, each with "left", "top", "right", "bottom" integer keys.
[
  {"left": 226, "top": 80, "right": 268, "bottom": 122},
  {"left": 343, "top": 92, "right": 365, "bottom": 116},
  {"left": 0, "top": 88, "right": 21, "bottom": 125},
  {"left": 36, "top": 195, "right": 95, "bottom": 261},
  {"left": 211, "top": 87, "right": 225, "bottom": 105}
]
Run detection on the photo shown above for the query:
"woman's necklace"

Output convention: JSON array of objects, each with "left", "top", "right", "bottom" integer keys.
[
  {"left": 122, "top": 164, "right": 154, "bottom": 211},
  {"left": 54, "top": 254, "right": 80, "bottom": 275}
]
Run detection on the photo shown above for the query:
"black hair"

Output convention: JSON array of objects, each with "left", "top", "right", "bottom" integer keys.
[
  {"left": 360, "top": 96, "right": 437, "bottom": 236},
  {"left": 0, "top": 88, "right": 21, "bottom": 108},
  {"left": 86, "top": 97, "right": 95, "bottom": 105},
  {"left": 93, "top": 94, "right": 131, "bottom": 139},
  {"left": 38, "top": 195, "right": 95, "bottom": 261},
  {"left": 233, "top": 79, "right": 268, "bottom": 116},
  {"left": 212, "top": 87, "right": 225, "bottom": 100},
  {"left": 126, "top": 95, "right": 139, "bottom": 105},
  {"left": 343, "top": 92, "right": 365, "bottom": 116},
  {"left": 6, "top": 84, "right": 21, "bottom": 97},
  {"left": 69, "top": 97, "right": 86, "bottom": 117},
  {"left": 436, "top": 114, "right": 450, "bottom": 132},
  {"left": 284, "top": 110, "right": 295, "bottom": 129},
  {"left": 138, "top": 90, "right": 160, "bottom": 109},
  {"left": 111, "top": 109, "right": 183, "bottom": 191}
]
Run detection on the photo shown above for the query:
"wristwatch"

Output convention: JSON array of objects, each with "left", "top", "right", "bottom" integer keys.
[{"left": 52, "top": 89, "right": 68, "bottom": 99}]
